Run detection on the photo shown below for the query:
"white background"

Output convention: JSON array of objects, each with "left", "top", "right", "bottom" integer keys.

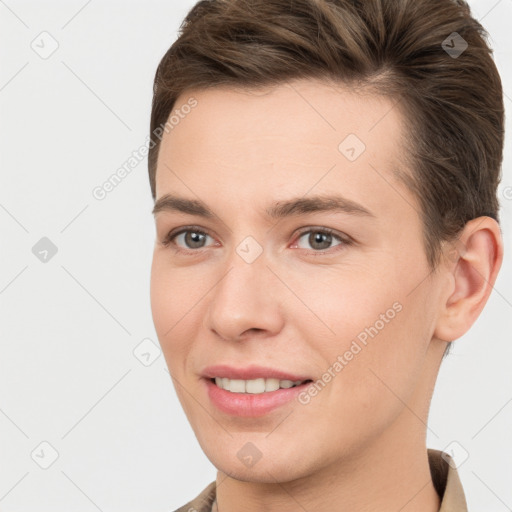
[{"left": 0, "top": 0, "right": 511, "bottom": 510}]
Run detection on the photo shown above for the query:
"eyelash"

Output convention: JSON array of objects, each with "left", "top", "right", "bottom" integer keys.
[{"left": 161, "top": 225, "right": 353, "bottom": 256}]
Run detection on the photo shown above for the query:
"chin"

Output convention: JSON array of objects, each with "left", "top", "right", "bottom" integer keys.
[
  {"left": 213, "top": 458, "right": 306, "bottom": 484},
  {"left": 199, "top": 436, "right": 318, "bottom": 484}
]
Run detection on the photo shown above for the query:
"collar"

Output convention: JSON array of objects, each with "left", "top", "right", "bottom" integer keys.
[
  {"left": 429, "top": 448, "right": 468, "bottom": 511},
  {"left": 176, "top": 448, "right": 468, "bottom": 512}
]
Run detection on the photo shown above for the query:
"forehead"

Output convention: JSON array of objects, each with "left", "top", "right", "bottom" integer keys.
[
  {"left": 169, "top": 80, "right": 402, "bottom": 147},
  {"left": 155, "top": 79, "right": 416, "bottom": 220}
]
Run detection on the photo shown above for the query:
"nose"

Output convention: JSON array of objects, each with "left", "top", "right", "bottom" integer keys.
[{"left": 203, "top": 250, "right": 285, "bottom": 342}]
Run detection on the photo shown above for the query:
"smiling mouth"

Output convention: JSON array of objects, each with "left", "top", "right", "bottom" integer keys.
[{"left": 210, "top": 377, "right": 313, "bottom": 394}]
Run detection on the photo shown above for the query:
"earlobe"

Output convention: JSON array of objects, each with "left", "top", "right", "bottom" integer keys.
[{"left": 433, "top": 217, "right": 503, "bottom": 343}]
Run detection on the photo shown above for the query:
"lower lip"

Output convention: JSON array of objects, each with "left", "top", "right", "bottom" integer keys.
[{"left": 204, "top": 378, "right": 311, "bottom": 417}]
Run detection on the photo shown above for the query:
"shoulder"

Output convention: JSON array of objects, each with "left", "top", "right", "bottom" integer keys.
[{"left": 173, "top": 481, "right": 216, "bottom": 512}]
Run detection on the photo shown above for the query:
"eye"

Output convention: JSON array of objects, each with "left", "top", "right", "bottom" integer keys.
[
  {"left": 292, "top": 227, "right": 349, "bottom": 252},
  {"left": 161, "top": 226, "right": 351, "bottom": 255},
  {"left": 162, "top": 227, "right": 216, "bottom": 251}
]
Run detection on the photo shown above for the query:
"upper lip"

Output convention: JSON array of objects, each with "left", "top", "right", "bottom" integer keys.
[{"left": 202, "top": 364, "right": 312, "bottom": 382}]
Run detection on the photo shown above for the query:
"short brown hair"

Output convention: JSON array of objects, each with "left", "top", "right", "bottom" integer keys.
[{"left": 148, "top": 0, "right": 504, "bottom": 272}]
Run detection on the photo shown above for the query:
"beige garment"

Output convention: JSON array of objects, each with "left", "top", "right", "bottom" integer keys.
[{"left": 174, "top": 448, "right": 467, "bottom": 512}]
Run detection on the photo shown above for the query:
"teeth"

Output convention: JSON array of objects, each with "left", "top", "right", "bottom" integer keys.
[
  {"left": 265, "top": 378, "right": 280, "bottom": 392},
  {"left": 230, "top": 379, "right": 246, "bottom": 393},
  {"left": 246, "top": 378, "right": 265, "bottom": 393},
  {"left": 213, "top": 377, "right": 307, "bottom": 394}
]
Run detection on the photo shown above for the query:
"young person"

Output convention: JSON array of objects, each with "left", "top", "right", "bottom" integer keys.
[{"left": 148, "top": 1, "right": 505, "bottom": 510}]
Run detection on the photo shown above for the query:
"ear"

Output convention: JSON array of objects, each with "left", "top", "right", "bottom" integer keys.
[{"left": 434, "top": 216, "right": 503, "bottom": 342}]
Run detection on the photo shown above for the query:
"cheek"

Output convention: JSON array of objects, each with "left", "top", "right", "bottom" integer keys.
[
  {"left": 292, "top": 264, "right": 400, "bottom": 349},
  {"left": 149, "top": 256, "right": 202, "bottom": 363},
  {"left": 299, "top": 263, "right": 430, "bottom": 400},
  {"left": 150, "top": 257, "right": 172, "bottom": 337}
]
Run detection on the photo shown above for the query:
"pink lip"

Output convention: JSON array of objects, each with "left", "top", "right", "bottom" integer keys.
[
  {"left": 203, "top": 378, "right": 311, "bottom": 417},
  {"left": 201, "top": 364, "right": 311, "bottom": 382},
  {"left": 201, "top": 365, "right": 313, "bottom": 417}
]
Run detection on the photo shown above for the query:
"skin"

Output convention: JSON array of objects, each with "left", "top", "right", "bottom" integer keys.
[{"left": 150, "top": 79, "right": 503, "bottom": 512}]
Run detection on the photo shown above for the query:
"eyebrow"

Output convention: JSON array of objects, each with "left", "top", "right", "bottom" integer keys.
[{"left": 152, "top": 193, "right": 374, "bottom": 219}]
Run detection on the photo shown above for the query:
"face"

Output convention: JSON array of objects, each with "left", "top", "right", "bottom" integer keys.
[{"left": 150, "top": 79, "right": 446, "bottom": 483}]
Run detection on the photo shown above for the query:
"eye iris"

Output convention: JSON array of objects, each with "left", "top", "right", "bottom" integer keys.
[
  {"left": 309, "top": 231, "right": 332, "bottom": 250},
  {"left": 185, "top": 231, "right": 206, "bottom": 249}
]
